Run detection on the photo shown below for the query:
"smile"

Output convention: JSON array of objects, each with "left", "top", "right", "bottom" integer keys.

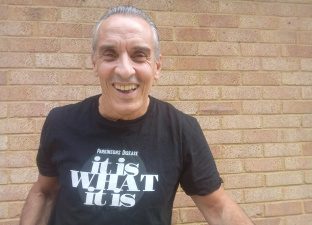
[{"left": 113, "top": 83, "right": 139, "bottom": 93}]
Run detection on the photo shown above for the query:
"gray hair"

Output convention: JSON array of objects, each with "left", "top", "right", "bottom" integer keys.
[{"left": 92, "top": 5, "right": 160, "bottom": 60}]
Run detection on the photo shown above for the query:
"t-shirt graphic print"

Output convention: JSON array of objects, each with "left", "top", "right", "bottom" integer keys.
[{"left": 71, "top": 147, "right": 159, "bottom": 208}]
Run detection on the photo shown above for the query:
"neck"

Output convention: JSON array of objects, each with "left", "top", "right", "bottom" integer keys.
[{"left": 98, "top": 95, "right": 150, "bottom": 121}]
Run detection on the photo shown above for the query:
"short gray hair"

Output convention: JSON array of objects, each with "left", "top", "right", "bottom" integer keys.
[{"left": 92, "top": 5, "right": 160, "bottom": 60}]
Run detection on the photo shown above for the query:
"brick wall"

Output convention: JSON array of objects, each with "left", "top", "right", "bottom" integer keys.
[{"left": 0, "top": 0, "right": 312, "bottom": 224}]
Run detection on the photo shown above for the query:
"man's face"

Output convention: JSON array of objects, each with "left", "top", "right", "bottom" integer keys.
[{"left": 92, "top": 15, "right": 161, "bottom": 120}]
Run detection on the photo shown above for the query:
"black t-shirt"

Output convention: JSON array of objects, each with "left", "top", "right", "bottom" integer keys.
[{"left": 37, "top": 95, "right": 222, "bottom": 225}]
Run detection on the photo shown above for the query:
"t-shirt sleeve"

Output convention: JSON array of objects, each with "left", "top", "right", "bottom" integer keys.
[
  {"left": 179, "top": 117, "right": 222, "bottom": 196},
  {"left": 36, "top": 109, "right": 59, "bottom": 177}
]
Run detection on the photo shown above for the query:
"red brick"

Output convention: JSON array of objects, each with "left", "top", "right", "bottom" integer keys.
[
  {"left": 195, "top": 116, "right": 220, "bottom": 130},
  {"left": 301, "top": 58, "right": 312, "bottom": 71},
  {"left": 303, "top": 143, "right": 312, "bottom": 156},
  {"left": 0, "top": 37, "right": 9, "bottom": 51},
  {"left": 303, "top": 87, "right": 312, "bottom": 99},
  {"left": 221, "top": 87, "right": 262, "bottom": 100},
  {"left": 266, "top": 171, "right": 304, "bottom": 186},
  {"left": 198, "top": 42, "right": 240, "bottom": 56},
  {"left": 257, "top": 2, "right": 294, "bottom": 17},
  {"left": 215, "top": 159, "right": 244, "bottom": 174},
  {"left": 161, "top": 42, "right": 198, "bottom": 56},
  {"left": 199, "top": 15, "right": 239, "bottom": 28},
  {"left": 200, "top": 72, "right": 240, "bottom": 86},
  {"left": 222, "top": 115, "right": 261, "bottom": 129},
  {"left": 220, "top": 1, "right": 257, "bottom": 14},
  {"left": 254, "top": 218, "right": 283, "bottom": 225},
  {"left": 150, "top": 86, "right": 177, "bottom": 101},
  {"left": 261, "top": 30, "right": 296, "bottom": 44},
  {"left": 8, "top": 102, "right": 58, "bottom": 117},
  {"left": 0, "top": 86, "right": 85, "bottom": 101},
  {"left": 263, "top": 115, "right": 301, "bottom": 128},
  {"left": 223, "top": 174, "right": 264, "bottom": 189},
  {"left": 283, "top": 101, "right": 312, "bottom": 113},
  {"left": 205, "top": 130, "right": 242, "bottom": 144},
  {"left": 282, "top": 72, "right": 312, "bottom": 85},
  {"left": 0, "top": 53, "right": 34, "bottom": 68},
  {"left": 9, "top": 168, "right": 38, "bottom": 184},
  {"left": 170, "top": 101, "right": 198, "bottom": 115},
  {"left": 279, "top": 17, "right": 300, "bottom": 30},
  {"left": 304, "top": 171, "right": 312, "bottom": 184},
  {"left": 7, "top": 38, "right": 60, "bottom": 52},
  {"left": 8, "top": 70, "right": 58, "bottom": 85},
  {"left": 59, "top": 70, "right": 98, "bottom": 85},
  {"left": 212, "top": 144, "right": 263, "bottom": 159},
  {"left": 0, "top": 103, "right": 7, "bottom": 118},
  {"left": 279, "top": 128, "right": 312, "bottom": 142},
  {"left": 0, "top": 118, "right": 35, "bottom": 134},
  {"left": 157, "top": 71, "right": 199, "bottom": 86},
  {"left": 241, "top": 43, "right": 281, "bottom": 57},
  {"left": 35, "top": 53, "right": 82, "bottom": 68},
  {"left": 0, "top": 170, "right": 8, "bottom": 184},
  {"left": 218, "top": 29, "right": 260, "bottom": 42},
  {"left": 175, "top": 28, "right": 216, "bottom": 42},
  {"left": 284, "top": 214, "right": 312, "bottom": 225},
  {"left": 285, "top": 157, "right": 312, "bottom": 170},
  {"left": 171, "top": 209, "right": 179, "bottom": 224},
  {"left": 172, "top": 0, "right": 218, "bottom": 13},
  {"left": 262, "top": 58, "right": 300, "bottom": 71},
  {"left": 264, "top": 143, "right": 302, "bottom": 157},
  {"left": 0, "top": 135, "right": 8, "bottom": 151},
  {"left": 158, "top": 27, "right": 173, "bottom": 41},
  {"left": 220, "top": 57, "right": 261, "bottom": 71},
  {"left": 263, "top": 87, "right": 301, "bottom": 100},
  {"left": 299, "top": 18, "right": 312, "bottom": 30},
  {"left": 304, "top": 200, "right": 312, "bottom": 213},
  {"left": 282, "top": 45, "right": 312, "bottom": 57},
  {"left": 245, "top": 158, "right": 284, "bottom": 172},
  {"left": 198, "top": 101, "right": 241, "bottom": 115},
  {"left": 244, "top": 187, "right": 283, "bottom": 203},
  {"left": 36, "top": 22, "right": 92, "bottom": 38},
  {"left": 244, "top": 129, "right": 279, "bottom": 143},
  {"left": 179, "top": 86, "right": 219, "bottom": 100},
  {"left": 0, "top": 184, "right": 31, "bottom": 201},
  {"left": 0, "top": 21, "right": 32, "bottom": 36},
  {"left": 0, "top": 5, "right": 8, "bottom": 20},
  {"left": 163, "top": 57, "right": 219, "bottom": 71},
  {"left": 8, "top": 135, "right": 40, "bottom": 151},
  {"left": 7, "top": 202, "right": 23, "bottom": 219},
  {"left": 242, "top": 72, "right": 281, "bottom": 86},
  {"left": 298, "top": 31, "right": 312, "bottom": 44},
  {"left": 58, "top": 8, "right": 102, "bottom": 22},
  {"left": 0, "top": 71, "right": 7, "bottom": 85},
  {"left": 240, "top": 16, "right": 279, "bottom": 29},
  {"left": 283, "top": 185, "right": 312, "bottom": 200},
  {"left": 240, "top": 203, "right": 264, "bottom": 218},
  {"left": 8, "top": 6, "right": 57, "bottom": 21},
  {"left": 0, "top": 151, "right": 36, "bottom": 168},
  {"left": 242, "top": 100, "right": 282, "bottom": 114},
  {"left": 154, "top": 12, "right": 199, "bottom": 27},
  {"left": 179, "top": 208, "right": 204, "bottom": 223}
]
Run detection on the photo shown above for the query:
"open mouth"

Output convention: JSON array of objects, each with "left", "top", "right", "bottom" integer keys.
[{"left": 113, "top": 83, "right": 139, "bottom": 94}]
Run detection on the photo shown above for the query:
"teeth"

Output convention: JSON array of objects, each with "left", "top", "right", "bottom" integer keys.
[{"left": 114, "top": 84, "right": 138, "bottom": 91}]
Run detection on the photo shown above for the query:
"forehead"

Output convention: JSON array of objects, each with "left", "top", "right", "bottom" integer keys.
[{"left": 96, "top": 15, "right": 154, "bottom": 47}]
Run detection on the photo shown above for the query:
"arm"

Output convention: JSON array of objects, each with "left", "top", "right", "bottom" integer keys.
[
  {"left": 20, "top": 175, "right": 59, "bottom": 225},
  {"left": 191, "top": 186, "right": 254, "bottom": 225}
]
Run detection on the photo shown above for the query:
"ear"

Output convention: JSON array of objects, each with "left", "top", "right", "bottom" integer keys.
[
  {"left": 154, "top": 54, "right": 162, "bottom": 80},
  {"left": 91, "top": 54, "right": 98, "bottom": 76}
]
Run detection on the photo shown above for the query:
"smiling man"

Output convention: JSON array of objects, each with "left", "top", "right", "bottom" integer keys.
[{"left": 20, "top": 5, "right": 254, "bottom": 225}]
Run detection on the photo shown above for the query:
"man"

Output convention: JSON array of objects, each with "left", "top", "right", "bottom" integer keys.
[{"left": 20, "top": 5, "right": 254, "bottom": 225}]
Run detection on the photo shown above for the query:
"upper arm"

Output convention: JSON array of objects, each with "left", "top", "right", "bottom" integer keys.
[
  {"left": 191, "top": 186, "right": 254, "bottom": 225},
  {"left": 191, "top": 186, "right": 236, "bottom": 223},
  {"left": 30, "top": 175, "right": 59, "bottom": 197}
]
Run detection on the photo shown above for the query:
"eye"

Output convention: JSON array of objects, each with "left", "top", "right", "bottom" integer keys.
[
  {"left": 132, "top": 52, "right": 148, "bottom": 63},
  {"left": 101, "top": 50, "right": 117, "bottom": 62}
]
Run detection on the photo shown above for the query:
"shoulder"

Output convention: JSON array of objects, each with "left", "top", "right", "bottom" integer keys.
[
  {"left": 46, "top": 95, "right": 99, "bottom": 124},
  {"left": 150, "top": 96, "right": 199, "bottom": 128}
]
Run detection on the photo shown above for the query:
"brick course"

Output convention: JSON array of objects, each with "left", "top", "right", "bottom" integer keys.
[{"left": 1, "top": 1, "right": 312, "bottom": 224}]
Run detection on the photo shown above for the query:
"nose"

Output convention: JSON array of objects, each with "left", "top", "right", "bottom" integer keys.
[{"left": 115, "top": 53, "right": 135, "bottom": 80}]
